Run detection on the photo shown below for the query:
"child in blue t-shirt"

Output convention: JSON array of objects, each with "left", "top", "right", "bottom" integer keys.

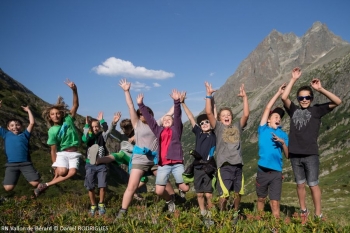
[
  {"left": 0, "top": 101, "right": 40, "bottom": 192},
  {"left": 256, "top": 84, "right": 289, "bottom": 218}
]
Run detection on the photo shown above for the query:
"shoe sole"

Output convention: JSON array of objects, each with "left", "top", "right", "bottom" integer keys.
[{"left": 88, "top": 144, "right": 99, "bottom": 165}]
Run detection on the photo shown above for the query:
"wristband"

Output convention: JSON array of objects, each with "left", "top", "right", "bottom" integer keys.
[{"left": 206, "top": 95, "right": 212, "bottom": 99}]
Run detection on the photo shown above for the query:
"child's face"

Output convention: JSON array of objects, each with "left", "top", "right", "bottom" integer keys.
[
  {"left": 91, "top": 121, "right": 101, "bottom": 134},
  {"left": 219, "top": 110, "right": 232, "bottom": 126},
  {"left": 7, "top": 121, "right": 22, "bottom": 135},
  {"left": 199, "top": 119, "right": 211, "bottom": 132},
  {"left": 267, "top": 113, "right": 281, "bottom": 129},
  {"left": 162, "top": 115, "right": 173, "bottom": 128},
  {"left": 297, "top": 90, "right": 313, "bottom": 109},
  {"left": 49, "top": 108, "right": 62, "bottom": 125}
]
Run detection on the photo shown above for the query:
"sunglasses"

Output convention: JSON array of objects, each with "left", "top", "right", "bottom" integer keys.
[
  {"left": 297, "top": 96, "right": 312, "bottom": 101},
  {"left": 200, "top": 120, "right": 210, "bottom": 126}
]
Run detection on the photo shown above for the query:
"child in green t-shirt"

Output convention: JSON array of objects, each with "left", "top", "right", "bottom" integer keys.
[{"left": 34, "top": 79, "right": 81, "bottom": 197}]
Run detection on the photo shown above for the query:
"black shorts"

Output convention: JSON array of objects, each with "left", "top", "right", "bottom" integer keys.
[
  {"left": 3, "top": 162, "right": 40, "bottom": 185},
  {"left": 194, "top": 168, "right": 213, "bottom": 193},
  {"left": 256, "top": 169, "right": 282, "bottom": 201},
  {"left": 217, "top": 164, "right": 242, "bottom": 197}
]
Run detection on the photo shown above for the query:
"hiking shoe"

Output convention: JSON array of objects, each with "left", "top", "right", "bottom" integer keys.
[
  {"left": 133, "top": 193, "right": 144, "bottom": 201},
  {"left": 202, "top": 210, "right": 214, "bottom": 226},
  {"left": 98, "top": 203, "right": 106, "bottom": 215},
  {"left": 179, "top": 189, "right": 186, "bottom": 198},
  {"left": 232, "top": 210, "right": 240, "bottom": 225},
  {"left": 115, "top": 209, "right": 127, "bottom": 221},
  {"left": 88, "top": 144, "right": 99, "bottom": 165},
  {"left": 89, "top": 205, "right": 97, "bottom": 216},
  {"left": 167, "top": 200, "right": 175, "bottom": 213},
  {"left": 34, "top": 183, "right": 48, "bottom": 197},
  {"left": 314, "top": 213, "right": 323, "bottom": 222},
  {"left": 300, "top": 208, "right": 309, "bottom": 224}
]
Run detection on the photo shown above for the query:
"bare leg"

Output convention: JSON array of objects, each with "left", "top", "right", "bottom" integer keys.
[
  {"left": 99, "top": 187, "right": 106, "bottom": 204},
  {"left": 296, "top": 183, "right": 307, "bottom": 211},
  {"left": 205, "top": 193, "right": 213, "bottom": 209},
  {"left": 47, "top": 168, "right": 77, "bottom": 186},
  {"left": 270, "top": 200, "right": 280, "bottom": 218},
  {"left": 257, "top": 197, "right": 265, "bottom": 212},
  {"left": 233, "top": 193, "right": 241, "bottom": 211},
  {"left": 88, "top": 190, "right": 96, "bottom": 206},
  {"left": 310, "top": 185, "right": 322, "bottom": 216},
  {"left": 121, "top": 169, "right": 144, "bottom": 209},
  {"left": 197, "top": 193, "right": 206, "bottom": 211}
]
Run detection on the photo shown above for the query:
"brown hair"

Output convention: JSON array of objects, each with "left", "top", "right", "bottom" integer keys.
[
  {"left": 120, "top": 118, "right": 134, "bottom": 138},
  {"left": 42, "top": 96, "right": 69, "bottom": 127},
  {"left": 217, "top": 107, "right": 233, "bottom": 120}
]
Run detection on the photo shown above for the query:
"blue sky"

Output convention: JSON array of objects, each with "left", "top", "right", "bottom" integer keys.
[{"left": 1, "top": 1, "right": 349, "bottom": 126}]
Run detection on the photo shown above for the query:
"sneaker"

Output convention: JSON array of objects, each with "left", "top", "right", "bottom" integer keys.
[
  {"left": 34, "top": 183, "right": 48, "bottom": 197},
  {"left": 202, "top": 210, "right": 214, "bottom": 226},
  {"left": 232, "top": 210, "right": 240, "bottom": 225},
  {"left": 88, "top": 144, "right": 99, "bottom": 165},
  {"left": 133, "top": 193, "right": 144, "bottom": 201},
  {"left": 115, "top": 209, "right": 127, "bottom": 221},
  {"left": 89, "top": 205, "right": 97, "bottom": 216},
  {"left": 300, "top": 208, "right": 309, "bottom": 224},
  {"left": 314, "top": 213, "right": 323, "bottom": 222},
  {"left": 179, "top": 189, "right": 186, "bottom": 199},
  {"left": 167, "top": 200, "right": 175, "bottom": 213},
  {"left": 98, "top": 203, "right": 106, "bottom": 215}
]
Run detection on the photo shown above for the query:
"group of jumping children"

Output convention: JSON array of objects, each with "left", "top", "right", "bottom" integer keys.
[{"left": 0, "top": 67, "right": 342, "bottom": 224}]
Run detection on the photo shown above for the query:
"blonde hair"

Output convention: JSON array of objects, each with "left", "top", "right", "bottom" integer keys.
[{"left": 42, "top": 96, "right": 69, "bottom": 127}]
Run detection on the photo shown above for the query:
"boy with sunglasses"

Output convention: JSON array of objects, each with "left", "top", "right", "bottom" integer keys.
[
  {"left": 180, "top": 92, "right": 216, "bottom": 225},
  {"left": 281, "top": 67, "right": 342, "bottom": 222}
]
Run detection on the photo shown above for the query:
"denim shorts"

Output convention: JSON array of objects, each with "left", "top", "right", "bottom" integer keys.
[
  {"left": 290, "top": 154, "right": 319, "bottom": 187},
  {"left": 155, "top": 164, "right": 184, "bottom": 185}
]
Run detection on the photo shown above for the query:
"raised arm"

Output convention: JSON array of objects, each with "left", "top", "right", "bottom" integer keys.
[
  {"left": 170, "top": 89, "right": 182, "bottom": 131},
  {"left": 205, "top": 82, "right": 217, "bottom": 128},
  {"left": 260, "top": 83, "right": 286, "bottom": 126},
  {"left": 137, "top": 93, "right": 161, "bottom": 135},
  {"left": 238, "top": 84, "right": 249, "bottom": 128},
  {"left": 310, "top": 78, "right": 342, "bottom": 109},
  {"left": 281, "top": 67, "right": 302, "bottom": 109},
  {"left": 82, "top": 116, "right": 92, "bottom": 143},
  {"left": 21, "top": 106, "right": 35, "bottom": 133},
  {"left": 180, "top": 91, "right": 196, "bottom": 127},
  {"left": 119, "top": 79, "right": 138, "bottom": 128},
  {"left": 64, "top": 79, "right": 79, "bottom": 118}
]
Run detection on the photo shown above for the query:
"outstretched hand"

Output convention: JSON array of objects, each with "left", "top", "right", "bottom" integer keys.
[
  {"left": 119, "top": 79, "right": 131, "bottom": 91},
  {"left": 137, "top": 93, "right": 144, "bottom": 104},
  {"left": 113, "top": 112, "right": 121, "bottom": 124},
  {"left": 180, "top": 91, "right": 187, "bottom": 103},
  {"left": 21, "top": 105, "right": 30, "bottom": 112},
  {"left": 310, "top": 78, "right": 323, "bottom": 91},
  {"left": 205, "top": 82, "right": 216, "bottom": 96},
  {"left": 97, "top": 112, "right": 103, "bottom": 121},
  {"left": 64, "top": 79, "right": 77, "bottom": 91},
  {"left": 237, "top": 84, "right": 247, "bottom": 98},
  {"left": 170, "top": 89, "right": 180, "bottom": 100},
  {"left": 291, "top": 67, "right": 302, "bottom": 80},
  {"left": 278, "top": 83, "right": 287, "bottom": 95}
]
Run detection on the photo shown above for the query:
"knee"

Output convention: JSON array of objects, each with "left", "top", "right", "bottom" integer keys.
[
  {"left": 3, "top": 185, "right": 14, "bottom": 191},
  {"left": 56, "top": 168, "right": 68, "bottom": 176},
  {"left": 197, "top": 193, "right": 204, "bottom": 198},
  {"left": 257, "top": 197, "right": 266, "bottom": 203},
  {"left": 179, "top": 183, "right": 189, "bottom": 192},
  {"left": 205, "top": 193, "right": 213, "bottom": 199}
]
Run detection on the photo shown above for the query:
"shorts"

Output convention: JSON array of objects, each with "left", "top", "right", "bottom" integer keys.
[
  {"left": 3, "top": 162, "right": 40, "bottom": 185},
  {"left": 217, "top": 164, "right": 242, "bottom": 198},
  {"left": 156, "top": 164, "right": 184, "bottom": 186},
  {"left": 256, "top": 168, "right": 282, "bottom": 201},
  {"left": 194, "top": 168, "right": 213, "bottom": 193},
  {"left": 84, "top": 163, "right": 107, "bottom": 190},
  {"left": 52, "top": 151, "right": 81, "bottom": 169},
  {"left": 290, "top": 154, "right": 319, "bottom": 187},
  {"left": 131, "top": 164, "right": 155, "bottom": 173}
]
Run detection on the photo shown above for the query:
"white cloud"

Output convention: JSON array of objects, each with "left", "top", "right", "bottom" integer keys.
[
  {"left": 209, "top": 72, "right": 215, "bottom": 76},
  {"left": 130, "top": 81, "right": 151, "bottom": 92},
  {"left": 92, "top": 57, "right": 175, "bottom": 79},
  {"left": 153, "top": 82, "right": 161, "bottom": 87}
]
